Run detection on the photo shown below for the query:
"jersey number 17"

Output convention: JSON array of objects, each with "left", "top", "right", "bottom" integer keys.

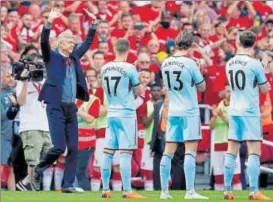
[{"left": 104, "top": 76, "right": 121, "bottom": 96}]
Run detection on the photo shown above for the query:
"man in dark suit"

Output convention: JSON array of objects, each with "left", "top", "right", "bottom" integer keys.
[
  {"left": 150, "top": 95, "right": 186, "bottom": 191},
  {"left": 31, "top": 8, "right": 97, "bottom": 193}
]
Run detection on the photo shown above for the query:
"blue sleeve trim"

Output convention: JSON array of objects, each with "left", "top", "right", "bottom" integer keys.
[
  {"left": 195, "top": 79, "right": 205, "bottom": 86},
  {"left": 258, "top": 80, "right": 268, "bottom": 85}
]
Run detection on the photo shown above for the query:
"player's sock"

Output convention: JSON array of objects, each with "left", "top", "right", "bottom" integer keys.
[
  {"left": 144, "top": 170, "right": 154, "bottom": 191},
  {"left": 160, "top": 153, "right": 174, "bottom": 192},
  {"left": 43, "top": 166, "right": 54, "bottom": 191},
  {"left": 224, "top": 153, "right": 236, "bottom": 192},
  {"left": 184, "top": 151, "right": 197, "bottom": 191},
  {"left": 247, "top": 154, "right": 260, "bottom": 194},
  {"left": 91, "top": 168, "right": 101, "bottom": 191},
  {"left": 120, "top": 152, "right": 132, "bottom": 193},
  {"left": 101, "top": 152, "right": 113, "bottom": 191},
  {"left": 54, "top": 165, "right": 64, "bottom": 191},
  {"left": 112, "top": 167, "right": 122, "bottom": 191}
]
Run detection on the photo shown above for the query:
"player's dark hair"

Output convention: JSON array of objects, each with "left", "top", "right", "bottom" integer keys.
[
  {"left": 239, "top": 31, "right": 256, "bottom": 48},
  {"left": 175, "top": 32, "right": 194, "bottom": 50},
  {"left": 115, "top": 38, "right": 130, "bottom": 54}
]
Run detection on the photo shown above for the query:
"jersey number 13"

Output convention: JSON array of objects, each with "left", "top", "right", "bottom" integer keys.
[{"left": 165, "top": 71, "right": 183, "bottom": 91}]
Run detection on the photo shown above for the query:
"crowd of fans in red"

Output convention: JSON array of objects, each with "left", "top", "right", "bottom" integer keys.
[
  {"left": 1, "top": 0, "right": 273, "bottom": 191},
  {"left": 2, "top": 1, "right": 273, "bottom": 104}
]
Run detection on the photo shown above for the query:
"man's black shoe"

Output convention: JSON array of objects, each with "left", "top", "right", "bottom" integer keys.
[{"left": 16, "top": 181, "right": 32, "bottom": 191}]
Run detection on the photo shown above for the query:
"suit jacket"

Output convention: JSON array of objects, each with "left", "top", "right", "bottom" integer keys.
[
  {"left": 38, "top": 25, "right": 96, "bottom": 105},
  {"left": 150, "top": 100, "right": 165, "bottom": 154}
]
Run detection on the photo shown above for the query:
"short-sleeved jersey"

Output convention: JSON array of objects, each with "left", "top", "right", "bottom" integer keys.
[
  {"left": 100, "top": 61, "right": 140, "bottom": 117},
  {"left": 161, "top": 56, "right": 204, "bottom": 116},
  {"left": 226, "top": 54, "right": 267, "bottom": 116}
]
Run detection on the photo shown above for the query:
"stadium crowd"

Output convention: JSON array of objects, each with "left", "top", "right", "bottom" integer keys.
[{"left": 1, "top": 0, "right": 273, "bottom": 192}]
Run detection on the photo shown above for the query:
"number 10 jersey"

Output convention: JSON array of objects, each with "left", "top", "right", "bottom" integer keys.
[
  {"left": 161, "top": 55, "right": 204, "bottom": 117},
  {"left": 100, "top": 61, "right": 140, "bottom": 118},
  {"left": 226, "top": 54, "right": 267, "bottom": 117}
]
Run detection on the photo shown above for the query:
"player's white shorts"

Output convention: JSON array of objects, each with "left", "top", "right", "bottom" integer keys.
[
  {"left": 166, "top": 116, "right": 202, "bottom": 143},
  {"left": 105, "top": 117, "right": 138, "bottom": 150},
  {"left": 141, "top": 144, "right": 153, "bottom": 171},
  {"left": 228, "top": 116, "right": 262, "bottom": 142},
  {"left": 93, "top": 138, "right": 120, "bottom": 167}
]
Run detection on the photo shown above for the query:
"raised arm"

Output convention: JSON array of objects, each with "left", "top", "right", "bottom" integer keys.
[
  {"left": 244, "top": 1, "right": 256, "bottom": 18},
  {"left": 75, "top": 10, "right": 98, "bottom": 58},
  {"left": 41, "top": 8, "right": 61, "bottom": 63},
  {"left": 227, "top": 1, "right": 240, "bottom": 18},
  {"left": 65, "top": 1, "right": 82, "bottom": 13},
  {"left": 16, "top": 81, "right": 28, "bottom": 106}
]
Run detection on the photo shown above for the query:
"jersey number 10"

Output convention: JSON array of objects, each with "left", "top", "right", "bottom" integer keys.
[
  {"left": 165, "top": 71, "right": 183, "bottom": 91},
  {"left": 228, "top": 70, "right": 246, "bottom": 90}
]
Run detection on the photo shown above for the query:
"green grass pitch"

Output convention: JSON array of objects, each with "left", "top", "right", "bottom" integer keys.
[{"left": 2, "top": 191, "right": 273, "bottom": 202}]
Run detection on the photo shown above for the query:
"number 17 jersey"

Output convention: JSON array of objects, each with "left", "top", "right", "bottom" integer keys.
[
  {"left": 100, "top": 61, "right": 140, "bottom": 118},
  {"left": 226, "top": 54, "right": 267, "bottom": 116},
  {"left": 161, "top": 56, "right": 204, "bottom": 117}
]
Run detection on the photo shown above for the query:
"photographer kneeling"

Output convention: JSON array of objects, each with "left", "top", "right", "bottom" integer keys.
[{"left": 14, "top": 46, "right": 52, "bottom": 191}]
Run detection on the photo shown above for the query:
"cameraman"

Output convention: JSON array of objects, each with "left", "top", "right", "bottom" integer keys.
[{"left": 15, "top": 47, "right": 52, "bottom": 191}]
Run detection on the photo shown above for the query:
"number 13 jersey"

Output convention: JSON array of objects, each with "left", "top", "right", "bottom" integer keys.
[
  {"left": 226, "top": 54, "right": 267, "bottom": 116},
  {"left": 161, "top": 56, "right": 204, "bottom": 117},
  {"left": 100, "top": 61, "right": 140, "bottom": 117}
]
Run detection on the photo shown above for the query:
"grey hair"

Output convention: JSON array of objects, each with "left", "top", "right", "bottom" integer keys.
[
  {"left": 176, "top": 32, "right": 194, "bottom": 50},
  {"left": 115, "top": 38, "right": 130, "bottom": 54}
]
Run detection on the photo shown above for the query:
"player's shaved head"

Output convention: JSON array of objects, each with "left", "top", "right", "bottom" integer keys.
[
  {"left": 176, "top": 32, "right": 194, "bottom": 50},
  {"left": 238, "top": 31, "right": 256, "bottom": 48},
  {"left": 115, "top": 38, "right": 130, "bottom": 55}
]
